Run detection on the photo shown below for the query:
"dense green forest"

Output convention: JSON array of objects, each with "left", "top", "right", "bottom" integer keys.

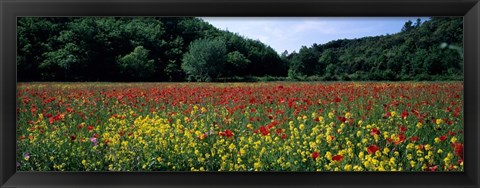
[
  {"left": 285, "top": 17, "right": 463, "bottom": 81},
  {"left": 17, "top": 17, "right": 463, "bottom": 82}
]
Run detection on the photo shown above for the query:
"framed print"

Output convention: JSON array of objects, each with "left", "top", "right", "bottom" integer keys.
[{"left": 1, "top": 0, "right": 479, "bottom": 187}]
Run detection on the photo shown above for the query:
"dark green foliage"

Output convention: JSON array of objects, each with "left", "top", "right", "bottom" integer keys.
[
  {"left": 17, "top": 17, "right": 71, "bottom": 81},
  {"left": 181, "top": 38, "right": 227, "bottom": 82},
  {"left": 226, "top": 51, "right": 251, "bottom": 76},
  {"left": 41, "top": 43, "right": 86, "bottom": 81},
  {"left": 117, "top": 46, "right": 156, "bottom": 81},
  {"left": 17, "top": 17, "right": 285, "bottom": 82}
]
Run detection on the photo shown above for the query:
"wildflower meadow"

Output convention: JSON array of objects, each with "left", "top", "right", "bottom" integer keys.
[{"left": 16, "top": 82, "right": 464, "bottom": 172}]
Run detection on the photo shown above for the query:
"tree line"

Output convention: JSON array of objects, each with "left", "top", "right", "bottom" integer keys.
[
  {"left": 285, "top": 17, "right": 463, "bottom": 81},
  {"left": 17, "top": 17, "right": 462, "bottom": 82},
  {"left": 17, "top": 17, "right": 286, "bottom": 82}
]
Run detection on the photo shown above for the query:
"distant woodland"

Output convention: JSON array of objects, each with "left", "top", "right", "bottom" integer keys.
[{"left": 17, "top": 17, "right": 463, "bottom": 82}]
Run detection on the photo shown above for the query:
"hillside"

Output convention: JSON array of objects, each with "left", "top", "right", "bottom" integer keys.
[{"left": 285, "top": 17, "right": 463, "bottom": 81}]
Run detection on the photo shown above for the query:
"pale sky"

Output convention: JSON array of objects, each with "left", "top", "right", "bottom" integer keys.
[{"left": 200, "top": 17, "right": 429, "bottom": 54}]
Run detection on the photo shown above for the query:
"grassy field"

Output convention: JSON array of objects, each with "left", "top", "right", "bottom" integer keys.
[{"left": 16, "top": 82, "right": 464, "bottom": 171}]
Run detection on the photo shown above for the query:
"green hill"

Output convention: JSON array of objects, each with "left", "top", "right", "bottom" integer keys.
[{"left": 285, "top": 17, "right": 463, "bottom": 81}]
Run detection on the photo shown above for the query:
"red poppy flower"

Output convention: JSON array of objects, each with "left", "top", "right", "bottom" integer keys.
[
  {"left": 337, "top": 116, "right": 347, "bottom": 123},
  {"left": 385, "top": 112, "right": 391, "bottom": 118},
  {"left": 410, "top": 136, "right": 419, "bottom": 142},
  {"left": 439, "top": 135, "right": 447, "bottom": 141},
  {"left": 448, "top": 131, "right": 457, "bottom": 136},
  {"left": 311, "top": 152, "right": 320, "bottom": 159},
  {"left": 367, "top": 144, "right": 380, "bottom": 154},
  {"left": 87, "top": 125, "right": 94, "bottom": 131},
  {"left": 371, "top": 128, "right": 380, "bottom": 135},
  {"left": 53, "top": 114, "right": 63, "bottom": 121},
  {"left": 220, "top": 129, "right": 234, "bottom": 138},
  {"left": 225, "top": 129, "right": 233, "bottom": 137},
  {"left": 332, "top": 155, "right": 344, "bottom": 161},
  {"left": 411, "top": 109, "right": 420, "bottom": 117},
  {"left": 452, "top": 142, "right": 464, "bottom": 160},
  {"left": 397, "top": 133, "right": 406, "bottom": 142},
  {"left": 267, "top": 121, "right": 277, "bottom": 129},
  {"left": 69, "top": 135, "right": 77, "bottom": 141},
  {"left": 30, "top": 106, "right": 37, "bottom": 114},
  {"left": 281, "top": 133, "right": 287, "bottom": 139},
  {"left": 334, "top": 97, "right": 342, "bottom": 103},
  {"left": 259, "top": 126, "right": 269, "bottom": 136},
  {"left": 401, "top": 110, "right": 409, "bottom": 119},
  {"left": 197, "top": 133, "right": 208, "bottom": 140},
  {"left": 453, "top": 111, "right": 460, "bottom": 117},
  {"left": 428, "top": 165, "right": 439, "bottom": 172}
]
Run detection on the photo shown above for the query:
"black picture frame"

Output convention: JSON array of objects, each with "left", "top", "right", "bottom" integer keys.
[{"left": 1, "top": 0, "right": 479, "bottom": 188}]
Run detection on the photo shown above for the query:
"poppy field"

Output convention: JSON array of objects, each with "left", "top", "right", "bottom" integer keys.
[{"left": 16, "top": 82, "right": 464, "bottom": 172}]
